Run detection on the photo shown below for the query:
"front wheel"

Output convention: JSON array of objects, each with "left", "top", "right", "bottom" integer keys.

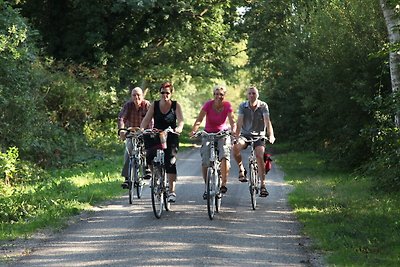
[
  {"left": 163, "top": 172, "right": 170, "bottom": 211},
  {"left": 151, "top": 165, "right": 164, "bottom": 219},
  {"left": 207, "top": 167, "right": 217, "bottom": 220},
  {"left": 128, "top": 160, "right": 135, "bottom": 205},
  {"left": 249, "top": 162, "right": 257, "bottom": 210}
]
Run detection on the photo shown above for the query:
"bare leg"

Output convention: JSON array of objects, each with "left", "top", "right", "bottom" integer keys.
[
  {"left": 168, "top": 173, "right": 176, "bottom": 193},
  {"left": 220, "top": 158, "right": 229, "bottom": 187},
  {"left": 233, "top": 142, "right": 246, "bottom": 174},
  {"left": 255, "top": 146, "right": 266, "bottom": 186}
]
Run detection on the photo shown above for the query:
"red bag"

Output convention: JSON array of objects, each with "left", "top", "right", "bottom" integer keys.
[{"left": 263, "top": 153, "right": 272, "bottom": 173}]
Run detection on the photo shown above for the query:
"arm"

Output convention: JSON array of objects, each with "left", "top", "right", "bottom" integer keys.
[
  {"left": 140, "top": 102, "right": 155, "bottom": 130},
  {"left": 175, "top": 102, "right": 184, "bottom": 133},
  {"left": 227, "top": 111, "right": 236, "bottom": 134},
  {"left": 235, "top": 114, "right": 244, "bottom": 138},
  {"left": 190, "top": 109, "right": 207, "bottom": 136},
  {"left": 264, "top": 115, "right": 275, "bottom": 144},
  {"left": 118, "top": 104, "right": 128, "bottom": 140}
]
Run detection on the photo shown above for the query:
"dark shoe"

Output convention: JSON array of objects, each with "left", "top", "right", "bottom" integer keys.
[
  {"left": 260, "top": 186, "right": 269, "bottom": 197},
  {"left": 144, "top": 168, "right": 151, "bottom": 179},
  {"left": 203, "top": 191, "right": 207, "bottom": 200},
  {"left": 238, "top": 169, "right": 247, "bottom": 182},
  {"left": 220, "top": 185, "right": 228, "bottom": 194},
  {"left": 121, "top": 180, "right": 129, "bottom": 189}
]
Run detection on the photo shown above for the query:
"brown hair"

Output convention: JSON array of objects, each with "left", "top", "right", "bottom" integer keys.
[{"left": 160, "top": 82, "right": 174, "bottom": 93}]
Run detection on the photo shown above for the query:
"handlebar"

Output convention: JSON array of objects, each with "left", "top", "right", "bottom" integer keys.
[
  {"left": 237, "top": 135, "right": 270, "bottom": 144},
  {"left": 118, "top": 127, "right": 142, "bottom": 138},
  {"left": 191, "top": 129, "right": 231, "bottom": 139},
  {"left": 141, "top": 127, "right": 180, "bottom": 136}
]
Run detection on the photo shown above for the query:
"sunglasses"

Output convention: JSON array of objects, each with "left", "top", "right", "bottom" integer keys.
[
  {"left": 214, "top": 93, "right": 225, "bottom": 97},
  {"left": 160, "top": 91, "right": 171, "bottom": 95}
]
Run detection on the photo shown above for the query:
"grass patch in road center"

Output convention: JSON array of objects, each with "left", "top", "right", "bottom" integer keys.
[{"left": 276, "top": 151, "right": 400, "bottom": 266}]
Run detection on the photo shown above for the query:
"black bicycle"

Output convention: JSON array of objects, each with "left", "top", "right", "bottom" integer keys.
[
  {"left": 193, "top": 130, "right": 230, "bottom": 220},
  {"left": 143, "top": 127, "right": 178, "bottom": 219},
  {"left": 118, "top": 127, "right": 147, "bottom": 204},
  {"left": 240, "top": 136, "right": 268, "bottom": 210}
]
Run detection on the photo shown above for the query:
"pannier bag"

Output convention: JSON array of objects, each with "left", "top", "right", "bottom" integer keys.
[{"left": 263, "top": 153, "right": 272, "bottom": 173}]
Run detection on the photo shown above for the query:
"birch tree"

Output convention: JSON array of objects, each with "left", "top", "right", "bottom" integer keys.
[{"left": 380, "top": 0, "right": 400, "bottom": 127}]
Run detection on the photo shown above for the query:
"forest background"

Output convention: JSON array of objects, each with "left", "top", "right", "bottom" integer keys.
[{"left": 0, "top": 0, "right": 399, "bottom": 255}]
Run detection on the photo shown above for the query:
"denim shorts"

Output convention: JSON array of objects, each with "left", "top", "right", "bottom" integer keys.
[{"left": 200, "top": 135, "right": 231, "bottom": 167}]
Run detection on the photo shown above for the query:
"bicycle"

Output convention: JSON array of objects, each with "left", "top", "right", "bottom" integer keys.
[
  {"left": 193, "top": 130, "right": 230, "bottom": 220},
  {"left": 143, "top": 127, "right": 179, "bottom": 219},
  {"left": 239, "top": 136, "right": 268, "bottom": 210},
  {"left": 118, "top": 127, "right": 147, "bottom": 204}
]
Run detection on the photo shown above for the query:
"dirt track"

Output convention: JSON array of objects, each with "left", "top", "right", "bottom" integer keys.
[{"left": 2, "top": 147, "right": 325, "bottom": 266}]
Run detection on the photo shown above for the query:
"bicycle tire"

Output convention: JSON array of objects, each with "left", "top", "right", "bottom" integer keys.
[
  {"left": 207, "top": 167, "right": 217, "bottom": 220},
  {"left": 215, "top": 168, "right": 222, "bottom": 213},
  {"left": 163, "top": 168, "right": 170, "bottom": 211},
  {"left": 151, "top": 164, "right": 163, "bottom": 219},
  {"left": 128, "top": 159, "right": 134, "bottom": 205},
  {"left": 249, "top": 162, "right": 257, "bottom": 210},
  {"left": 135, "top": 159, "right": 143, "bottom": 199}
]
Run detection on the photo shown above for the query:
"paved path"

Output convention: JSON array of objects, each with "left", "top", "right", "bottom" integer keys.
[{"left": 3, "top": 148, "right": 323, "bottom": 266}]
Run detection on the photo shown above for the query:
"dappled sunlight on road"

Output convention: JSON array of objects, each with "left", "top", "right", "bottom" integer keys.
[{"left": 8, "top": 148, "right": 316, "bottom": 267}]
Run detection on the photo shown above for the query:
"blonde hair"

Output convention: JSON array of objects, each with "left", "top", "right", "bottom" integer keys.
[{"left": 213, "top": 85, "right": 227, "bottom": 95}]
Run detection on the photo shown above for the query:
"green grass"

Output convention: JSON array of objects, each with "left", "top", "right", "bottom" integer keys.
[
  {"left": 0, "top": 124, "right": 197, "bottom": 243},
  {"left": 0, "top": 155, "right": 124, "bottom": 241},
  {"left": 276, "top": 151, "right": 400, "bottom": 266}
]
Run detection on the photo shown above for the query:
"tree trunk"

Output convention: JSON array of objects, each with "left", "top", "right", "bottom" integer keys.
[{"left": 380, "top": 0, "right": 400, "bottom": 127}]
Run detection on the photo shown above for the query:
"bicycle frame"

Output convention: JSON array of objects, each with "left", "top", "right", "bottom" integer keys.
[
  {"left": 194, "top": 130, "right": 230, "bottom": 220},
  {"left": 143, "top": 127, "right": 177, "bottom": 219},
  {"left": 120, "top": 128, "right": 146, "bottom": 204},
  {"left": 240, "top": 136, "right": 267, "bottom": 210}
]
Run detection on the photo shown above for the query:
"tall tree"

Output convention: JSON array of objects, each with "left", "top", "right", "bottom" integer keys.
[{"left": 379, "top": 0, "right": 400, "bottom": 127}]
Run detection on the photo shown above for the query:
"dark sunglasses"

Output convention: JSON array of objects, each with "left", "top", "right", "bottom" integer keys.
[{"left": 160, "top": 91, "right": 171, "bottom": 95}]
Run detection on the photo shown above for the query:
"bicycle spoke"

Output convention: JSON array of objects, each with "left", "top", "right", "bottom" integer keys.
[{"left": 151, "top": 165, "right": 163, "bottom": 219}]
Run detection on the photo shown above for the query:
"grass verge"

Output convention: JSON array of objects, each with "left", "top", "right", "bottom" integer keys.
[
  {"left": 0, "top": 155, "right": 123, "bottom": 241},
  {"left": 276, "top": 151, "right": 400, "bottom": 266}
]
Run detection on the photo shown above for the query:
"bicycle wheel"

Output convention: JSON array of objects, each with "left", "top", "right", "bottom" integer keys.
[
  {"left": 164, "top": 173, "right": 170, "bottom": 211},
  {"left": 249, "top": 162, "right": 257, "bottom": 210},
  {"left": 215, "top": 169, "right": 222, "bottom": 213},
  {"left": 128, "top": 159, "right": 134, "bottom": 204},
  {"left": 207, "top": 167, "right": 217, "bottom": 220},
  {"left": 135, "top": 159, "right": 143, "bottom": 199},
  {"left": 151, "top": 164, "right": 164, "bottom": 219}
]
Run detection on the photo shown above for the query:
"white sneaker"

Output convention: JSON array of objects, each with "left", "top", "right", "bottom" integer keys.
[{"left": 167, "top": 193, "right": 176, "bottom": 203}]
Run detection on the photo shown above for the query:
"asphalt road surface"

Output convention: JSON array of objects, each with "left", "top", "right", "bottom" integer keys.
[{"left": 4, "top": 147, "right": 323, "bottom": 267}]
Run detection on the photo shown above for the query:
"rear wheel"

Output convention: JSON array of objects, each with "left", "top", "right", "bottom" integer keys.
[
  {"left": 151, "top": 165, "right": 163, "bottom": 219},
  {"left": 207, "top": 167, "right": 217, "bottom": 220},
  {"left": 249, "top": 162, "right": 257, "bottom": 210}
]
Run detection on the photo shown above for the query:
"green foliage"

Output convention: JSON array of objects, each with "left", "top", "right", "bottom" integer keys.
[
  {"left": 0, "top": 156, "right": 122, "bottom": 240},
  {"left": 242, "top": 0, "right": 392, "bottom": 170},
  {"left": 277, "top": 150, "right": 400, "bottom": 266},
  {"left": 0, "top": 146, "right": 19, "bottom": 184}
]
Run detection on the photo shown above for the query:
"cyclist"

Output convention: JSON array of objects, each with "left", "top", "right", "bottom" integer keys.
[
  {"left": 140, "top": 82, "right": 184, "bottom": 203},
  {"left": 190, "top": 85, "right": 236, "bottom": 197},
  {"left": 233, "top": 86, "right": 275, "bottom": 197},
  {"left": 118, "top": 86, "right": 152, "bottom": 189}
]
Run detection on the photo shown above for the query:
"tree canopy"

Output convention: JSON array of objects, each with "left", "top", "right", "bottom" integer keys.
[{"left": 1, "top": 0, "right": 399, "bottom": 190}]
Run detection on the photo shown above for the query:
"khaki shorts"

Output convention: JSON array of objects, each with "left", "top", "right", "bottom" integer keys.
[{"left": 200, "top": 135, "right": 231, "bottom": 167}]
